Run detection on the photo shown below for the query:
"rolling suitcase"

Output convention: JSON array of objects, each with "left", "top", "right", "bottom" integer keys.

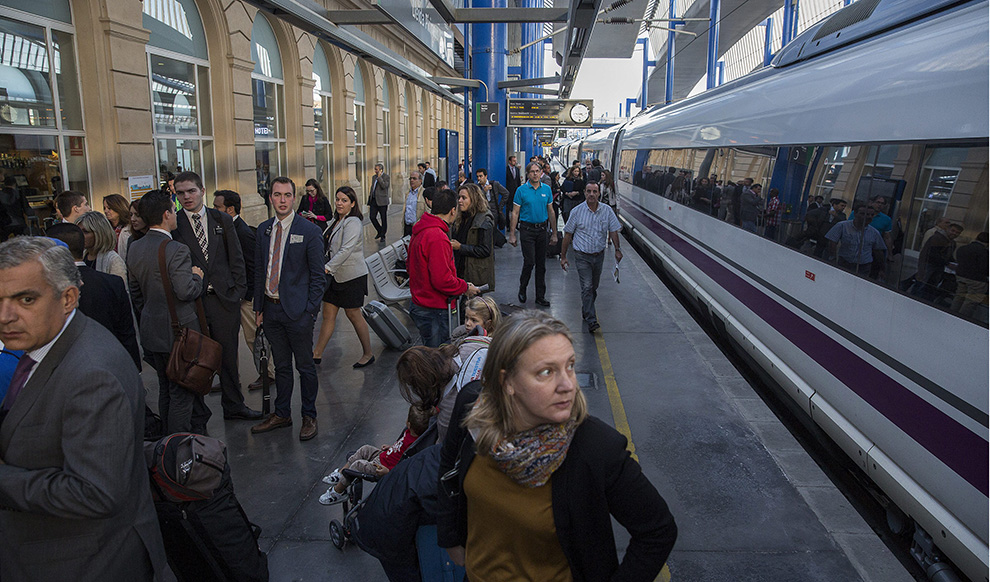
[{"left": 362, "top": 300, "right": 412, "bottom": 350}]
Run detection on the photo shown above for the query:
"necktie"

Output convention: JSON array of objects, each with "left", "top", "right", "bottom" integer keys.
[
  {"left": 2, "top": 355, "right": 36, "bottom": 412},
  {"left": 192, "top": 213, "right": 209, "bottom": 261},
  {"left": 267, "top": 222, "right": 283, "bottom": 295}
]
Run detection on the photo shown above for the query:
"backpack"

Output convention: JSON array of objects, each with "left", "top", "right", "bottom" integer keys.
[{"left": 148, "top": 433, "right": 228, "bottom": 502}]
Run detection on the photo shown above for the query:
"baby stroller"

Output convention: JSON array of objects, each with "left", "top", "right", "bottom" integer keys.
[{"left": 327, "top": 422, "right": 437, "bottom": 551}]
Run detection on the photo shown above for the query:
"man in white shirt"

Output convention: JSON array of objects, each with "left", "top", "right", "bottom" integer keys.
[
  {"left": 403, "top": 172, "right": 425, "bottom": 237},
  {"left": 559, "top": 182, "right": 622, "bottom": 333}
]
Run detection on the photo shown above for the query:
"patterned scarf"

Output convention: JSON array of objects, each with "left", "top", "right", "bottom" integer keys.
[{"left": 489, "top": 419, "right": 579, "bottom": 488}]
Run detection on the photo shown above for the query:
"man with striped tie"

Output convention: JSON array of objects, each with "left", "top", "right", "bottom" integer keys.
[{"left": 251, "top": 177, "right": 326, "bottom": 441}]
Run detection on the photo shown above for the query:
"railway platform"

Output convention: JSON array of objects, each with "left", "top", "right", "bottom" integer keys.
[{"left": 148, "top": 207, "right": 913, "bottom": 582}]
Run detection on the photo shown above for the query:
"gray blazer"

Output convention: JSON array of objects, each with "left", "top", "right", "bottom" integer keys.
[
  {"left": 127, "top": 230, "right": 204, "bottom": 353},
  {"left": 324, "top": 216, "right": 369, "bottom": 283},
  {"left": 370, "top": 172, "right": 391, "bottom": 206},
  {"left": 0, "top": 313, "right": 167, "bottom": 581}
]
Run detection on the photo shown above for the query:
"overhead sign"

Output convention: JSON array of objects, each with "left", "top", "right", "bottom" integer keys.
[
  {"left": 507, "top": 99, "right": 594, "bottom": 128},
  {"left": 476, "top": 102, "right": 499, "bottom": 127},
  {"left": 373, "top": 0, "right": 454, "bottom": 68}
]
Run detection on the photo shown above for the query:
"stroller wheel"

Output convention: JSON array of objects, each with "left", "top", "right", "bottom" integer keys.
[{"left": 329, "top": 519, "right": 345, "bottom": 550}]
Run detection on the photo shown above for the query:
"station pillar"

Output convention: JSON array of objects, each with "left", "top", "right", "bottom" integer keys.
[
  {"left": 519, "top": 0, "right": 543, "bottom": 157},
  {"left": 471, "top": 0, "right": 508, "bottom": 178}
]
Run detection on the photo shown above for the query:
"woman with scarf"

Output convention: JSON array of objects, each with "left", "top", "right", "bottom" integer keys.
[
  {"left": 298, "top": 178, "right": 333, "bottom": 231},
  {"left": 450, "top": 183, "right": 495, "bottom": 290},
  {"left": 437, "top": 311, "right": 677, "bottom": 581}
]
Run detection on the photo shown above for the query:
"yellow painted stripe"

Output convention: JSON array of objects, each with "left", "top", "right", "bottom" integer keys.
[
  {"left": 594, "top": 332, "right": 637, "bottom": 461},
  {"left": 594, "top": 332, "right": 671, "bottom": 582}
]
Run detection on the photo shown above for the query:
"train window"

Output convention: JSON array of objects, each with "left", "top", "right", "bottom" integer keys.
[{"left": 623, "top": 142, "right": 988, "bottom": 326}]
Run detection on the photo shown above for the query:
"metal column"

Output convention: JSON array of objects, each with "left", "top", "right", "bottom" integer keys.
[
  {"left": 782, "top": 0, "right": 798, "bottom": 47},
  {"left": 664, "top": 0, "right": 675, "bottom": 105},
  {"left": 471, "top": 0, "right": 508, "bottom": 178},
  {"left": 463, "top": 4, "right": 472, "bottom": 175},
  {"left": 519, "top": 0, "right": 542, "bottom": 158},
  {"left": 763, "top": 17, "right": 773, "bottom": 66},
  {"left": 706, "top": 0, "right": 720, "bottom": 90}
]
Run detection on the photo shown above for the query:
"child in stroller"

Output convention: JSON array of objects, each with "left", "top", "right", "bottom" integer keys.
[{"left": 319, "top": 405, "right": 432, "bottom": 505}]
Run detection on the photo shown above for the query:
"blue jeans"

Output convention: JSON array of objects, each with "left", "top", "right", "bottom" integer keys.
[
  {"left": 741, "top": 220, "right": 758, "bottom": 233},
  {"left": 263, "top": 301, "right": 319, "bottom": 419},
  {"left": 410, "top": 303, "right": 449, "bottom": 348},
  {"left": 575, "top": 250, "right": 604, "bottom": 326}
]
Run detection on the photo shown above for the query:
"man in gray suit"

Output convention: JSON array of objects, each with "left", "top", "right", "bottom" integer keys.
[
  {"left": 368, "top": 163, "right": 391, "bottom": 241},
  {"left": 0, "top": 237, "right": 166, "bottom": 581},
  {"left": 128, "top": 189, "right": 205, "bottom": 434}
]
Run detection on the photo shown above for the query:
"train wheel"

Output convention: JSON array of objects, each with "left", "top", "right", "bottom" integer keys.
[{"left": 329, "top": 520, "right": 345, "bottom": 550}]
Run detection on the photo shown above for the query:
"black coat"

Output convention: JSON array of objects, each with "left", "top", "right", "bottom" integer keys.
[
  {"left": 172, "top": 208, "right": 246, "bottom": 308},
  {"left": 233, "top": 217, "right": 257, "bottom": 302},
  {"left": 437, "top": 382, "right": 677, "bottom": 582},
  {"left": 77, "top": 265, "right": 141, "bottom": 370}
]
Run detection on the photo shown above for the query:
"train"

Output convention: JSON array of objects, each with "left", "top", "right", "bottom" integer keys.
[{"left": 556, "top": 1, "right": 989, "bottom": 580}]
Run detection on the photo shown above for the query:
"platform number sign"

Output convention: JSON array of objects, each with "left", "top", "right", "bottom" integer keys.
[{"left": 476, "top": 102, "right": 499, "bottom": 127}]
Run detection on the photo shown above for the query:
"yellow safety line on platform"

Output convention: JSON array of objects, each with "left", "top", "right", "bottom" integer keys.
[
  {"left": 593, "top": 333, "right": 637, "bottom": 461},
  {"left": 594, "top": 332, "right": 671, "bottom": 582}
]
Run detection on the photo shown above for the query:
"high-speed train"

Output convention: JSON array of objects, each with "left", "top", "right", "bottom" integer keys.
[{"left": 558, "top": 1, "right": 989, "bottom": 580}]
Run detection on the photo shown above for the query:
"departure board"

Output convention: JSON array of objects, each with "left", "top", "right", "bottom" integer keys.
[{"left": 507, "top": 99, "right": 594, "bottom": 128}]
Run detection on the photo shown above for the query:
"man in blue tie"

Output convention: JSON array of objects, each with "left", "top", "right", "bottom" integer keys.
[{"left": 251, "top": 177, "right": 326, "bottom": 441}]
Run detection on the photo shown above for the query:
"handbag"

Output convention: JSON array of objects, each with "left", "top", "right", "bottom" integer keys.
[{"left": 158, "top": 241, "right": 223, "bottom": 396}]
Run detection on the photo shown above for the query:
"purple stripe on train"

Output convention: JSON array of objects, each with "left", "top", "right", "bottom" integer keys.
[{"left": 624, "top": 202, "right": 989, "bottom": 497}]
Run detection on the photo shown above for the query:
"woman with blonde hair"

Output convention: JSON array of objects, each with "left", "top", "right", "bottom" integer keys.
[
  {"left": 437, "top": 310, "right": 677, "bottom": 581},
  {"left": 451, "top": 182, "right": 495, "bottom": 290},
  {"left": 75, "top": 211, "right": 127, "bottom": 282}
]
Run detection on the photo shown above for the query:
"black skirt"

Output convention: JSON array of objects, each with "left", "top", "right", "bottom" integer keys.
[{"left": 323, "top": 274, "right": 368, "bottom": 309}]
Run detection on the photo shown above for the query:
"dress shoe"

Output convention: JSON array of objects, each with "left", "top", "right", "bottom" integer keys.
[
  {"left": 248, "top": 374, "right": 273, "bottom": 391},
  {"left": 251, "top": 414, "right": 292, "bottom": 434},
  {"left": 224, "top": 407, "right": 264, "bottom": 421},
  {"left": 353, "top": 355, "right": 375, "bottom": 369},
  {"left": 535, "top": 298, "right": 551, "bottom": 307},
  {"left": 517, "top": 290, "right": 527, "bottom": 303},
  {"left": 299, "top": 416, "right": 318, "bottom": 441}
]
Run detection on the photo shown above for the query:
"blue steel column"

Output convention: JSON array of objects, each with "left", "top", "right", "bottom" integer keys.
[
  {"left": 519, "top": 0, "right": 541, "bottom": 158},
  {"left": 763, "top": 17, "right": 773, "bottom": 66},
  {"left": 463, "top": 7, "right": 472, "bottom": 174},
  {"left": 706, "top": 0, "right": 720, "bottom": 90},
  {"left": 472, "top": 0, "right": 507, "bottom": 178},
  {"left": 664, "top": 0, "right": 675, "bottom": 104},
  {"left": 782, "top": 0, "right": 794, "bottom": 46}
]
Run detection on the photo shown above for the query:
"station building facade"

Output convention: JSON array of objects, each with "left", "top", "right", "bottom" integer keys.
[{"left": 0, "top": 0, "right": 465, "bottom": 224}]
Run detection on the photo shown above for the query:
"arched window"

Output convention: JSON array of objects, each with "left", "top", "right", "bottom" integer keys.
[
  {"left": 353, "top": 64, "right": 367, "bottom": 195},
  {"left": 0, "top": 0, "right": 87, "bottom": 222},
  {"left": 144, "top": 0, "right": 215, "bottom": 195},
  {"left": 312, "top": 44, "right": 334, "bottom": 194},
  {"left": 251, "top": 14, "right": 285, "bottom": 211},
  {"left": 381, "top": 78, "right": 391, "bottom": 174}
]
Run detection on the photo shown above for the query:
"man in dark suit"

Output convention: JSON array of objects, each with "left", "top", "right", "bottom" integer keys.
[
  {"left": 251, "top": 177, "right": 326, "bottom": 441},
  {"left": 214, "top": 190, "right": 273, "bottom": 390},
  {"left": 128, "top": 189, "right": 206, "bottom": 434},
  {"left": 172, "top": 171, "right": 262, "bottom": 421},
  {"left": 368, "top": 163, "right": 391, "bottom": 241},
  {"left": 45, "top": 222, "right": 141, "bottom": 369},
  {"left": 504, "top": 155, "right": 521, "bottom": 229},
  {"left": 0, "top": 237, "right": 167, "bottom": 580}
]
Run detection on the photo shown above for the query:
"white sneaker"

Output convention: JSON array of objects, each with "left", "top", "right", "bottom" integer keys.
[
  {"left": 319, "top": 487, "right": 347, "bottom": 505},
  {"left": 322, "top": 469, "right": 342, "bottom": 485}
]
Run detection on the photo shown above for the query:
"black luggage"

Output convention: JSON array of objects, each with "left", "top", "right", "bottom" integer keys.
[
  {"left": 149, "top": 436, "right": 269, "bottom": 582},
  {"left": 363, "top": 300, "right": 412, "bottom": 350}
]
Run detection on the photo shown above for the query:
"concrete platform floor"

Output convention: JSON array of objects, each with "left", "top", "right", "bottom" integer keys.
[{"left": 144, "top": 205, "right": 912, "bottom": 582}]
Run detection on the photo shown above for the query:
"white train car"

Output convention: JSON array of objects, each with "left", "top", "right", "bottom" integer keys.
[{"left": 610, "top": 1, "right": 988, "bottom": 579}]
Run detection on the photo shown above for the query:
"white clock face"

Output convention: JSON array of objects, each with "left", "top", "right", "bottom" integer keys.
[{"left": 569, "top": 103, "right": 590, "bottom": 124}]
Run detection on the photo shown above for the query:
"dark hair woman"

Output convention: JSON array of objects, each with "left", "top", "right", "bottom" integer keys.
[
  {"left": 559, "top": 165, "right": 586, "bottom": 224},
  {"left": 437, "top": 311, "right": 677, "bottom": 581},
  {"left": 312, "top": 186, "right": 374, "bottom": 368},
  {"left": 102, "top": 193, "right": 130, "bottom": 244},
  {"left": 451, "top": 183, "right": 496, "bottom": 290},
  {"left": 298, "top": 178, "right": 333, "bottom": 231}
]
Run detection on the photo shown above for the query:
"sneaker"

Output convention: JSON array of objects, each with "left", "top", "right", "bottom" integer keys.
[
  {"left": 322, "top": 469, "right": 342, "bottom": 485},
  {"left": 319, "top": 487, "right": 347, "bottom": 505}
]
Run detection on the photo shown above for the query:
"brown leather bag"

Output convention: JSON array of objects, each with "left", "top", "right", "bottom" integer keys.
[{"left": 158, "top": 241, "right": 222, "bottom": 396}]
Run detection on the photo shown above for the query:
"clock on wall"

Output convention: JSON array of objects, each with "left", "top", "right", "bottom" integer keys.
[{"left": 569, "top": 102, "right": 590, "bottom": 124}]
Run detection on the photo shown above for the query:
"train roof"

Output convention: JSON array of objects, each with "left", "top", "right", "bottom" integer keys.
[{"left": 619, "top": 0, "right": 988, "bottom": 151}]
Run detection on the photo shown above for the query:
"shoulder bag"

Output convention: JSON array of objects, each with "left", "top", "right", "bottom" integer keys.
[{"left": 159, "top": 241, "right": 223, "bottom": 396}]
